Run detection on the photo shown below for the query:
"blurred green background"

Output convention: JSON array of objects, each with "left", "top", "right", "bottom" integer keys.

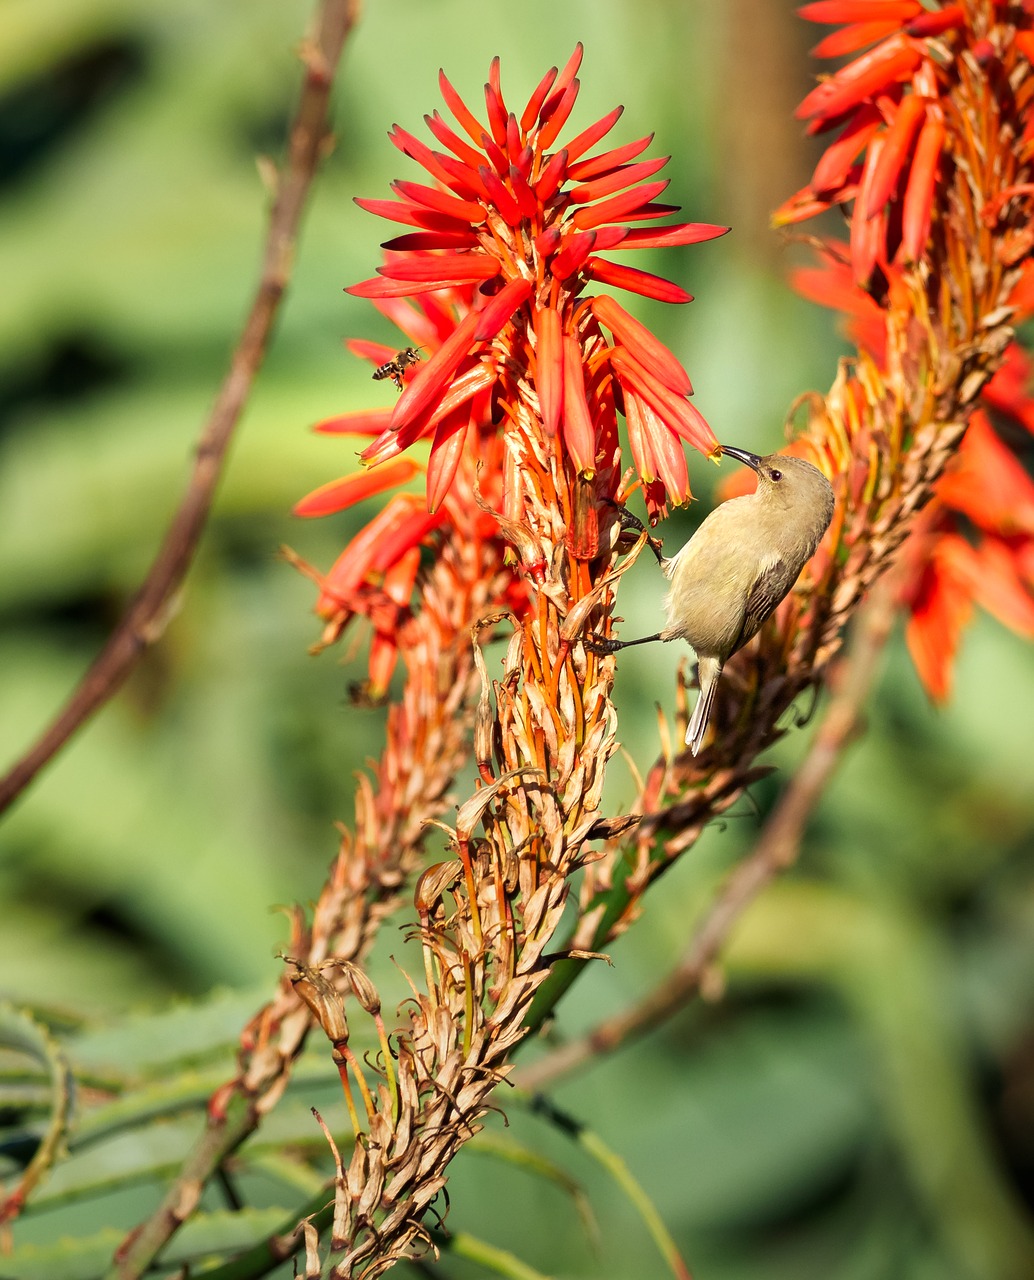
[{"left": 2, "top": 1, "right": 1034, "bottom": 1277}]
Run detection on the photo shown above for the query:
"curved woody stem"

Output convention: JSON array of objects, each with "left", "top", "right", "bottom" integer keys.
[{"left": 0, "top": 0, "right": 362, "bottom": 817}]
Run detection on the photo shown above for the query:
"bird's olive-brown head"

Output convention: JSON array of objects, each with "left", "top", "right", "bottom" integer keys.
[{"left": 719, "top": 444, "right": 835, "bottom": 534}]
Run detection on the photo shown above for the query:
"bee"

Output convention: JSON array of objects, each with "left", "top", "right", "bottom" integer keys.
[{"left": 373, "top": 346, "right": 424, "bottom": 392}]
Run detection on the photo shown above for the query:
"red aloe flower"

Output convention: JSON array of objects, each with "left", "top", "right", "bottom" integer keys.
[
  {"left": 337, "top": 45, "right": 726, "bottom": 520},
  {"left": 793, "top": 248, "right": 1034, "bottom": 699},
  {"left": 293, "top": 48, "right": 730, "bottom": 687},
  {"left": 774, "top": 2, "right": 977, "bottom": 286}
]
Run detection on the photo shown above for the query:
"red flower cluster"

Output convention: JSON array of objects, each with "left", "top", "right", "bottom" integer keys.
[
  {"left": 773, "top": 1, "right": 1027, "bottom": 285},
  {"left": 295, "top": 47, "right": 728, "bottom": 692},
  {"left": 790, "top": 245, "right": 1034, "bottom": 699}
]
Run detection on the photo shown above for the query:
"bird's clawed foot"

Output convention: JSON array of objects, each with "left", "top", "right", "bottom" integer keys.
[
  {"left": 583, "top": 634, "right": 626, "bottom": 655},
  {"left": 602, "top": 498, "right": 665, "bottom": 565}
]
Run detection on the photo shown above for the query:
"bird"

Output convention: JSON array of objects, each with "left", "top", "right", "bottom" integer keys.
[{"left": 592, "top": 445, "right": 835, "bottom": 755}]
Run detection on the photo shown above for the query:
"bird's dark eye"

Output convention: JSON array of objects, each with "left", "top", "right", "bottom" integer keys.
[{"left": 769, "top": 468, "right": 782, "bottom": 481}]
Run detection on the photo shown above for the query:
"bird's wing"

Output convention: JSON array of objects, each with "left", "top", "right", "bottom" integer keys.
[{"left": 734, "top": 555, "right": 793, "bottom": 651}]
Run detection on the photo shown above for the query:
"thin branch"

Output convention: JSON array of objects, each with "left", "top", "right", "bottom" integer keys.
[
  {"left": 516, "top": 577, "right": 899, "bottom": 1093},
  {"left": 0, "top": 0, "right": 362, "bottom": 818}
]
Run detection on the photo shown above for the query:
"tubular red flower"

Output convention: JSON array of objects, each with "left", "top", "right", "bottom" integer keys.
[
  {"left": 569, "top": 157, "right": 670, "bottom": 204},
  {"left": 550, "top": 230, "right": 598, "bottom": 281},
  {"left": 534, "top": 307, "right": 564, "bottom": 437},
  {"left": 561, "top": 335, "right": 597, "bottom": 474},
  {"left": 811, "top": 104, "right": 881, "bottom": 195},
  {"left": 571, "top": 181, "right": 671, "bottom": 231},
  {"left": 863, "top": 92, "right": 926, "bottom": 219},
  {"left": 610, "top": 348, "right": 717, "bottom": 455},
  {"left": 426, "top": 405, "right": 472, "bottom": 513},
  {"left": 799, "top": 1, "right": 921, "bottom": 22},
  {"left": 301, "top": 46, "right": 729, "bottom": 669},
  {"left": 537, "top": 80, "right": 580, "bottom": 150},
  {"left": 812, "top": 21, "right": 901, "bottom": 58},
  {"left": 294, "top": 459, "right": 422, "bottom": 518},
  {"left": 585, "top": 257, "right": 693, "bottom": 304},
  {"left": 473, "top": 276, "right": 534, "bottom": 342},
  {"left": 901, "top": 108, "right": 944, "bottom": 261},
  {"left": 563, "top": 105, "right": 625, "bottom": 164},
  {"left": 591, "top": 294, "right": 693, "bottom": 395}
]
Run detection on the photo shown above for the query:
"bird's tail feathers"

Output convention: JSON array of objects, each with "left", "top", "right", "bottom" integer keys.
[{"left": 685, "top": 657, "right": 722, "bottom": 755}]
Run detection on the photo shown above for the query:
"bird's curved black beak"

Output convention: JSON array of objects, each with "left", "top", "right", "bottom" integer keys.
[{"left": 719, "top": 444, "right": 762, "bottom": 471}]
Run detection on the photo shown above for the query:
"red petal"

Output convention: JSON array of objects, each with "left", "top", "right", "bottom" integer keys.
[
  {"left": 796, "top": 38, "right": 922, "bottom": 122},
  {"left": 938, "top": 414, "right": 1034, "bottom": 535},
  {"left": 389, "top": 124, "right": 469, "bottom": 192},
  {"left": 905, "top": 5, "right": 965, "bottom": 37},
  {"left": 811, "top": 21, "right": 900, "bottom": 58},
  {"left": 592, "top": 294, "right": 693, "bottom": 395},
  {"left": 550, "top": 229, "right": 598, "bottom": 280},
  {"left": 591, "top": 227, "right": 630, "bottom": 251},
  {"left": 392, "top": 179, "right": 485, "bottom": 223},
  {"left": 314, "top": 409, "right": 394, "bottom": 437},
  {"left": 901, "top": 109, "right": 943, "bottom": 261},
  {"left": 476, "top": 165, "right": 524, "bottom": 225},
  {"left": 562, "top": 334, "right": 597, "bottom": 473},
  {"left": 508, "top": 165, "right": 540, "bottom": 219},
  {"left": 647, "top": 401, "right": 692, "bottom": 502},
  {"left": 377, "top": 253, "right": 500, "bottom": 283},
  {"left": 864, "top": 92, "right": 926, "bottom": 219},
  {"left": 585, "top": 257, "right": 692, "bottom": 304},
  {"left": 538, "top": 79, "right": 580, "bottom": 150},
  {"left": 426, "top": 149, "right": 491, "bottom": 200},
  {"left": 371, "top": 508, "right": 445, "bottom": 574},
  {"left": 562, "top": 105, "right": 625, "bottom": 164},
  {"left": 294, "top": 459, "right": 421, "bottom": 518},
  {"left": 798, "top": 1, "right": 920, "bottom": 21},
  {"left": 521, "top": 64, "right": 558, "bottom": 132},
  {"left": 534, "top": 307, "right": 564, "bottom": 437},
  {"left": 963, "top": 537, "right": 1034, "bottom": 637},
  {"left": 551, "top": 44, "right": 584, "bottom": 102},
  {"left": 571, "top": 181, "right": 670, "bottom": 230},
  {"left": 506, "top": 113, "right": 523, "bottom": 164},
  {"left": 811, "top": 104, "right": 881, "bottom": 195},
  {"left": 347, "top": 277, "right": 478, "bottom": 299},
  {"left": 424, "top": 110, "right": 487, "bottom": 171},
  {"left": 610, "top": 348, "right": 716, "bottom": 454},
  {"left": 354, "top": 196, "right": 472, "bottom": 233},
  {"left": 615, "top": 222, "right": 730, "bottom": 249},
  {"left": 484, "top": 63, "right": 508, "bottom": 147},
  {"left": 474, "top": 276, "right": 533, "bottom": 341},
  {"left": 478, "top": 130, "right": 509, "bottom": 179},
  {"left": 380, "top": 231, "right": 477, "bottom": 252},
  {"left": 427, "top": 361, "right": 497, "bottom": 426},
  {"left": 982, "top": 343, "right": 1034, "bottom": 435},
  {"left": 904, "top": 534, "right": 972, "bottom": 703},
  {"left": 322, "top": 494, "right": 425, "bottom": 602},
  {"left": 851, "top": 135, "right": 886, "bottom": 284},
  {"left": 346, "top": 338, "right": 398, "bottom": 364},
  {"left": 570, "top": 156, "right": 670, "bottom": 204},
  {"left": 370, "top": 296, "right": 439, "bottom": 348},
  {"left": 567, "top": 134, "right": 655, "bottom": 182},
  {"left": 439, "top": 68, "right": 489, "bottom": 147},
  {"left": 534, "top": 226, "right": 563, "bottom": 258},
  {"left": 534, "top": 149, "right": 569, "bottom": 201},
  {"left": 426, "top": 405, "right": 470, "bottom": 513},
  {"left": 772, "top": 184, "right": 845, "bottom": 226},
  {"left": 625, "top": 390, "right": 660, "bottom": 481}
]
